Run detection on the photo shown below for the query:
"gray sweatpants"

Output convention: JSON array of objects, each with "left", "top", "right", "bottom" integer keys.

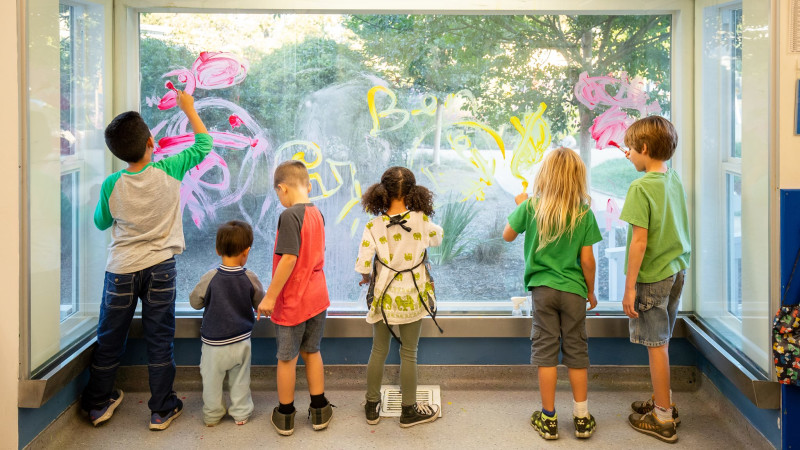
[
  {"left": 365, "top": 320, "right": 422, "bottom": 406},
  {"left": 200, "top": 339, "right": 253, "bottom": 424}
]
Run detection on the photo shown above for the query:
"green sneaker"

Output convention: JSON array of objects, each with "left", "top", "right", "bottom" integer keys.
[
  {"left": 574, "top": 414, "right": 596, "bottom": 438},
  {"left": 530, "top": 411, "right": 558, "bottom": 440},
  {"left": 628, "top": 411, "right": 677, "bottom": 443},
  {"left": 631, "top": 396, "right": 680, "bottom": 426},
  {"left": 271, "top": 407, "right": 296, "bottom": 436},
  {"left": 308, "top": 402, "right": 334, "bottom": 431}
]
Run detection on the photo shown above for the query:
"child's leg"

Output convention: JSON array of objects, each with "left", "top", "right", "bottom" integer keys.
[
  {"left": 227, "top": 340, "right": 254, "bottom": 422},
  {"left": 277, "top": 356, "right": 299, "bottom": 405},
  {"left": 81, "top": 271, "right": 139, "bottom": 412},
  {"left": 140, "top": 258, "right": 181, "bottom": 414},
  {"left": 366, "top": 322, "right": 392, "bottom": 402},
  {"left": 398, "top": 320, "right": 422, "bottom": 406},
  {"left": 200, "top": 343, "right": 229, "bottom": 425},
  {"left": 558, "top": 290, "right": 590, "bottom": 408},
  {"left": 300, "top": 350, "right": 324, "bottom": 396},
  {"left": 538, "top": 367, "right": 558, "bottom": 412},
  {"left": 567, "top": 368, "right": 588, "bottom": 403},
  {"left": 648, "top": 343, "right": 671, "bottom": 408}
]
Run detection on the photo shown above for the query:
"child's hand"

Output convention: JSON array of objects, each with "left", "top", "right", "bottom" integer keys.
[
  {"left": 622, "top": 288, "right": 638, "bottom": 318},
  {"left": 359, "top": 273, "right": 371, "bottom": 286},
  {"left": 515, "top": 192, "right": 529, "bottom": 205},
  {"left": 586, "top": 292, "right": 598, "bottom": 311},
  {"left": 256, "top": 295, "right": 276, "bottom": 320},
  {"left": 176, "top": 90, "right": 195, "bottom": 113}
]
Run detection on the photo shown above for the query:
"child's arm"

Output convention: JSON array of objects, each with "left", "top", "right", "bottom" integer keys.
[
  {"left": 256, "top": 255, "right": 297, "bottom": 320},
  {"left": 93, "top": 176, "right": 116, "bottom": 230},
  {"left": 504, "top": 193, "right": 530, "bottom": 242},
  {"left": 622, "top": 225, "right": 648, "bottom": 318},
  {"left": 189, "top": 270, "right": 216, "bottom": 310},
  {"left": 580, "top": 245, "right": 598, "bottom": 310},
  {"left": 355, "top": 225, "right": 377, "bottom": 284},
  {"left": 502, "top": 224, "right": 518, "bottom": 242},
  {"left": 153, "top": 91, "right": 213, "bottom": 180},
  {"left": 245, "top": 270, "right": 266, "bottom": 310},
  {"left": 424, "top": 219, "right": 444, "bottom": 248}
]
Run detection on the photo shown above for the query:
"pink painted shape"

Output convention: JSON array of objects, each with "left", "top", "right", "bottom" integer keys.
[
  {"left": 574, "top": 71, "right": 662, "bottom": 116},
  {"left": 229, "top": 114, "right": 244, "bottom": 129},
  {"left": 589, "top": 107, "right": 634, "bottom": 150},
  {"left": 192, "top": 51, "right": 248, "bottom": 90},
  {"left": 605, "top": 198, "right": 622, "bottom": 231}
]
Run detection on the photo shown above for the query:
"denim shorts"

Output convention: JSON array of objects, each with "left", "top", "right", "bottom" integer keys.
[
  {"left": 629, "top": 270, "right": 685, "bottom": 347},
  {"left": 530, "top": 286, "right": 589, "bottom": 368},
  {"left": 274, "top": 310, "right": 327, "bottom": 361}
]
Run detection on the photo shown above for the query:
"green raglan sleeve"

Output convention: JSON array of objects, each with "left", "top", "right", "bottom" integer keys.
[
  {"left": 153, "top": 133, "right": 214, "bottom": 181},
  {"left": 93, "top": 173, "right": 121, "bottom": 230},
  {"left": 507, "top": 201, "right": 531, "bottom": 234}
]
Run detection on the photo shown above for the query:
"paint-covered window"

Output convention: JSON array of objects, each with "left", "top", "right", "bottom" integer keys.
[
  {"left": 27, "top": 0, "right": 109, "bottom": 373},
  {"left": 138, "top": 13, "right": 672, "bottom": 313}
]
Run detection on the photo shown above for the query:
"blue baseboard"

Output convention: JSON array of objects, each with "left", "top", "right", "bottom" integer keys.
[{"left": 17, "top": 369, "right": 89, "bottom": 450}]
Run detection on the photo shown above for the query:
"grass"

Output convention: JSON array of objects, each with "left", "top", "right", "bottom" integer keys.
[
  {"left": 429, "top": 197, "right": 479, "bottom": 265},
  {"left": 472, "top": 213, "right": 506, "bottom": 264},
  {"left": 591, "top": 158, "right": 642, "bottom": 198}
]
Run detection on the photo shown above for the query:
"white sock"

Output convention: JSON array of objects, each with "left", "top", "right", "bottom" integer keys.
[
  {"left": 669, "top": 389, "right": 673, "bottom": 405},
  {"left": 654, "top": 404, "right": 673, "bottom": 422},
  {"left": 573, "top": 400, "right": 589, "bottom": 418}
]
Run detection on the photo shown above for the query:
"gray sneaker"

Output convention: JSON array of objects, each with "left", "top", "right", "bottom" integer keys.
[
  {"left": 308, "top": 402, "right": 333, "bottom": 430},
  {"left": 631, "top": 396, "right": 680, "bottom": 426},
  {"left": 629, "top": 411, "right": 677, "bottom": 443},
  {"left": 365, "top": 400, "right": 381, "bottom": 425},
  {"left": 271, "top": 407, "right": 296, "bottom": 436}
]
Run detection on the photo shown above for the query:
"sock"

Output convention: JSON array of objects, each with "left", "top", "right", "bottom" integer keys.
[
  {"left": 541, "top": 407, "right": 556, "bottom": 418},
  {"left": 310, "top": 393, "right": 328, "bottom": 409},
  {"left": 654, "top": 404, "right": 673, "bottom": 422},
  {"left": 669, "top": 389, "right": 673, "bottom": 405},
  {"left": 573, "top": 400, "right": 589, "bottom": 418},
  {"left": 278, "top": 402, "right": 295, "bottom": 414}
]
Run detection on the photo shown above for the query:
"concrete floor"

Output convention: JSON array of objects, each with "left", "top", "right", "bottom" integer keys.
[{"left": 29, "top": 366, "right": 773, "bottom": 450}]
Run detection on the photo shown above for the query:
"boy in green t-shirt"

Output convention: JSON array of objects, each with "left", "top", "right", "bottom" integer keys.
[{"left": 619, "top": 116, "right": 691, "bottom": 443}]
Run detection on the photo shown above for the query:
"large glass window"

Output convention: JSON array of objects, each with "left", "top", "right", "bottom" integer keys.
[
  {"left": 696, "top": 0, "right": 771, "bottom": 373},
  {"left": 138, "top": 13, "right": 672, "bottom": 313},
  {"left": 27, "top": 0, "right": 109, "bottom": 373}
]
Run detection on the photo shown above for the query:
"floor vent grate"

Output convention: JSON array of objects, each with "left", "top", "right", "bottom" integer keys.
[{"left": 379, "top": 385, "right": 442, "bottom": 417}]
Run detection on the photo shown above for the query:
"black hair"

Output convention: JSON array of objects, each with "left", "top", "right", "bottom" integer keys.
[
  {"left": 104, "top": 111, "right": 152, "bottom": 163},
  {"left": 273, "top": 160, "right": 310, "bottom": 189},
  {"left": 216, "top": 220, "right": 254, "bottom": 257},
  {"left": 361, "top": 166, "right": 435, "bottom": 216}
]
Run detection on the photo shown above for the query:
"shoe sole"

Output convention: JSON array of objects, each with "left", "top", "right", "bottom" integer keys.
[
  {"left": 92, "top": 390, "right": 124, "bottom": 427},
  {"left": 631, "top": 404, "right": 681, "bottom": 427},
  {"left": 628, "top": 419, "right": 677, "bottom": 443},
  {"left": 575, "top": 430, "right": 594, "bottom": 438},
  {"left": 399, "top": 413, "right": 438, "bottom": 428},
  {"left": 149, "top": 408, "right": 182, "bottom": 431},
  {"left": 312, "top": 415, "right": 332, "bottom": 431},
  {"left": 272, "top": 419, "right": 294, "bottom": 436},
  {"left": 366, "top": 417, "right": 380, "bottom": 425}
]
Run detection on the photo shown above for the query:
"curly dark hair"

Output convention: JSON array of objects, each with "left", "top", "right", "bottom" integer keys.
[{"left": 361, "top": 166, "right": 435, "bottom": 216}]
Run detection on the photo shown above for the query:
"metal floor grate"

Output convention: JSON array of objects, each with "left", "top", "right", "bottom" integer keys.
[{"left": 379, "top": 385, "right": 442, "bottom": 417}]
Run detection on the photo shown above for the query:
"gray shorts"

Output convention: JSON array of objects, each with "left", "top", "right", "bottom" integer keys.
[
  {"left": 629, "top": 270, "right": 685, "bottom": 347},
  {"left": 530, "top": 286, "right": 589, "bottom": 368},
  {"left": 274, "top": 310, "right": 327, "bottom": 361}
]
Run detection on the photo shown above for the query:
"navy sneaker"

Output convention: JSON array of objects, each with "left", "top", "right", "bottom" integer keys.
[
  {"left": 88, "top": 389, "right": 124, "bottom": 426},
  {"left": 149, "top": 399, "right": 183, "bottom": 431}
]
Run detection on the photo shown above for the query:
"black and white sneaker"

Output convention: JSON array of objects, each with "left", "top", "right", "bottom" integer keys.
[
  {"left": 365, "top": 400, "right": 381, "bottom": 425},
  {"left": 399, "top": 402, "right": 439, "bottom": 428}
]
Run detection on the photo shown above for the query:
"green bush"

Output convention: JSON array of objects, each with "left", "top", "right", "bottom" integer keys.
[
  {"left": 429, "top": 198, "right": 479, "bottom": 265},
  {"left": 590, "top": 158, "right": 642, "bottom": 198}
]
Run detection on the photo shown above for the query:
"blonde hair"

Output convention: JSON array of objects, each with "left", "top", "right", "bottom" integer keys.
[{"left": 529, "top": 147, "right": 591, "bottom": 250}]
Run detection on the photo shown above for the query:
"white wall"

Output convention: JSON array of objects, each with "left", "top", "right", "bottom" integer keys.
[
  {"left": 1, "top": 0, "right": 21, "bottom": 446},
  {"left": 780, "top": 0, "right": 800, "bottom": 188}
]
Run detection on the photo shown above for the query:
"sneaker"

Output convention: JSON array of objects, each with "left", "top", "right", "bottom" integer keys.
[
  {"left": 308, "top": 402, "right": 334, "bottom": 431},
  {"left": 530, "top": 410, "right": 558, "bottom": 440},
  {"left": 399, "top": 402, "right": 439, "bottom": 428},
  {"left": 149, "top": 399, "right": 183, "bottom": 431},
  {"left": 628, "top": 411, "right": 677, "bottom": 443},
  {"left": 573, "top": 414, "right": 596, "bottom": 438},
  {"left": 87, "top": 389, "right": 124, "bottom": 426},
  {"left": 631, "top": 396, "right": 680, "bottom": 426},
  {"left": 365, "top": 400, "right": 381, "bottom": 425},
  {"left": 271, "top": 407, "right": 296, "bottom": 436}
]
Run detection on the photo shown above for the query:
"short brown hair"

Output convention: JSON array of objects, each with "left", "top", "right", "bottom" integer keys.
[
  {"left": 216, "top": 220, "right": 253, "bottom": 257},
  {"left": 273, "top": 160, "right": 310, "bottom": 189},
  {"left": 624, "top": 116, "right": 678, "bottom": 161}
]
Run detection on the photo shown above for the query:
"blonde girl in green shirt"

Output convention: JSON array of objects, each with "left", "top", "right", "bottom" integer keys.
[{"left": 503, "top": 147, "right": 603, "bottom": 441}]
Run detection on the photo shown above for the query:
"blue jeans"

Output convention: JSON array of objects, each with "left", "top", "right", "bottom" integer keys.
[{"left": 81, "top": 258, "right": 180, "bottom": 413}]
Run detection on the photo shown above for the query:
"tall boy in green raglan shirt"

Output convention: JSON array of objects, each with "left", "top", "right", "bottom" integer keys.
[
  {"left": 81, "top": 91, "right": 212, "bottom": 431},
  {"left": 619, "top": 116, "right": 690, "bottom": 443}
]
